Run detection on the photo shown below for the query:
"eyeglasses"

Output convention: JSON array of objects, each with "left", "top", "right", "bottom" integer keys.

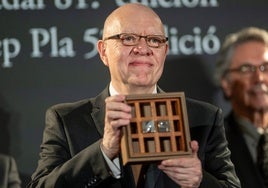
[
  {"left": 225, "top": 63, "right": 268, "bottom": 75},
  {"left": 104, "top": 33, "right": 168, "bottom": 48}
]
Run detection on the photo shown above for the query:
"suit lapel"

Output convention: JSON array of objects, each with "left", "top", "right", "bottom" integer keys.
[
  {"left": 88, "top": 86, "right": 110, "bottom": 136},
  {"left": 91, "top": 106, "right": 105, "bottom": 135},
  {"left": 226, "top": 113, "right": 265, "bottom": 187}
]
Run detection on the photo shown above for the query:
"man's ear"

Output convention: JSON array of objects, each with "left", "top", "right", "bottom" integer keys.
[
  {"left": 97, "top": 40, "right": 109, "bottom": 66},
  {"left": 221, "top": 78, "right": 232, "bottom": 99},
  {"left": 164, "top": 43, "right": 169, "bottom": 55}
]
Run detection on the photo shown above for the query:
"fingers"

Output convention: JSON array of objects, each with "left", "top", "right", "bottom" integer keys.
[
  {"left": 164, "top": 170, "right": 200, "bottom": 188},
  {"left": 158, "top": 140, "right": 202, "bottom": 187},
  {"left": 160, "top": 140, "right": 199, "bottom": 167},
  {"left": 190, "top": 140, "right": 199, "bottom": 158},
  {"left": 105, "top": 95, "right": 132, "bottom": 126},
  {"left": 102, "top": 95, "right": 132, "bottom": 159}
]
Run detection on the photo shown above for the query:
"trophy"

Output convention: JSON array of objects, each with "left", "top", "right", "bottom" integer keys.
[{"left": 121, "top": 92, "right": 192, "bottom": 165}]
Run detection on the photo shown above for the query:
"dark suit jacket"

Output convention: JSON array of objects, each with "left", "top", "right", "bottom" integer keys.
[
  {"left": 28, "top": 87, "right": 240, "bottom": 188},
  {"left": 0, "top": 154, "right": 21, "bottom": 188},
  {"left": 225, "top": 112, "right": 267, "bottom": 188}
]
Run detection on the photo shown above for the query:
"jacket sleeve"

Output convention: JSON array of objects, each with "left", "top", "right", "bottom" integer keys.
[
  {"left": 198, "top": 107, "right": 241, "bottom": 188},
  {"left": 27, "top": 107, "right": 112, "bottom": 188}
]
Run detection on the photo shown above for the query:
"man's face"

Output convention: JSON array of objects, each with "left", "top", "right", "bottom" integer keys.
[
  {"left": 98, "top": 6, "right": 168, "bottom": 93},
  {"left": 222, "top": 41, "right": 268, "bottom": 112}
]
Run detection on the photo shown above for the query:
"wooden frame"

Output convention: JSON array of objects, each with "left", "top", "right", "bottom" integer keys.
[{"left": 121, "top": 92, "right": 192, "bottom": 165}]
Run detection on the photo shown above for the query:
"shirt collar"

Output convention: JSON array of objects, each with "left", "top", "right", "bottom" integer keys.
[{"left": 235, "top": 115, "right": 262, "bottom": 140}]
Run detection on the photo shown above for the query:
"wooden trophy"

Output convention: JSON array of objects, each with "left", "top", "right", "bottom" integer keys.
[{"left": 121, "top": 92, "right": 192, "bottom": 165}]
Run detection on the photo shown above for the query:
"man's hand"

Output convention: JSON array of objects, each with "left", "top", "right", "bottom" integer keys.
[
  {"left": 158, "top": 140, "right": 202, "bottom": 188},
  {"left": 101, "top": 95, "right": 132, "bottom": 159}
]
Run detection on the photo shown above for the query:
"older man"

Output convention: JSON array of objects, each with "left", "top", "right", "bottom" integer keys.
[
  {"left": 215, "top": 27, "right": 268, "bottom": 188},
  {"left": 28, "top": 3, "right": 240, "bottom": 188}
]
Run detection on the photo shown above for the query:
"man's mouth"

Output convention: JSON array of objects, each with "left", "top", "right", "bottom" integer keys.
[
  {"left": 129, "top": 61, "right": 153, "bottom": 67},
  {"left": 251, "top": 83, "right": 268, "bottom": 94}
]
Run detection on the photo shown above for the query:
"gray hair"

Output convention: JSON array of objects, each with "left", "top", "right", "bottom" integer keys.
[{"left": 214, "top": 27, "right": 268, "bottom": 86}]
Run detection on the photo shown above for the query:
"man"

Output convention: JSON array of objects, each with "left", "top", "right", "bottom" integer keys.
[
  {"left": 215, "top": 27, "right": 268, "bottom": 188},
  {"left": 0, "top": 154, "right": 21, "bottom": 188},
  {"left": 28, "top": 3, "right": 240, "bottom": 188}
]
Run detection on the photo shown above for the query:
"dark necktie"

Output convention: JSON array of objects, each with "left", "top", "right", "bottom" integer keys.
[
  {"left": 131, "top": 164, "right": 149, "bottom": 188},
  {"left": 257, "top": 132, "right": 268, "bottom": 186}
]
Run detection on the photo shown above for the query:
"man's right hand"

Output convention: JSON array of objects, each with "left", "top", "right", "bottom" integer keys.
[{"left": 101, "top": 95, "right": 132, "bottom": 159}]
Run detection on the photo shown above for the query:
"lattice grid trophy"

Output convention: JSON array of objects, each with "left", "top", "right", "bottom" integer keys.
[{"left": 121, "top": 92, "right": 192, "bottom": 165}]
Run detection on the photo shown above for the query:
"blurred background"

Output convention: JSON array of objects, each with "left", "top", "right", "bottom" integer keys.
[{"left": 1, "top": 0, "right": 267, "bottom": 186}]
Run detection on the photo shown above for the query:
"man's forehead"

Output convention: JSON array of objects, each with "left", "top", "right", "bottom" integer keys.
[{"left": 106, "top": 16, "right": 163, "bottom": 34}]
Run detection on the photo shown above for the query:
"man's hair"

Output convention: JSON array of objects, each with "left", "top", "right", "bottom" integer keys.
[{"left": 214, "top": 27, "right": 268, "bottom": 86}]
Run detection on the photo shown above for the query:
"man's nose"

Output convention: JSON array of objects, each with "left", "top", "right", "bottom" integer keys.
[
  {"left": 133, "top": 38, "right": 152, "bottom": 55},
  {"left": 253, "top": 68, "right": 266, "bottom": 81},
  {"left": 137, "top": 37, "right": 149, "bottom": 47}
]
